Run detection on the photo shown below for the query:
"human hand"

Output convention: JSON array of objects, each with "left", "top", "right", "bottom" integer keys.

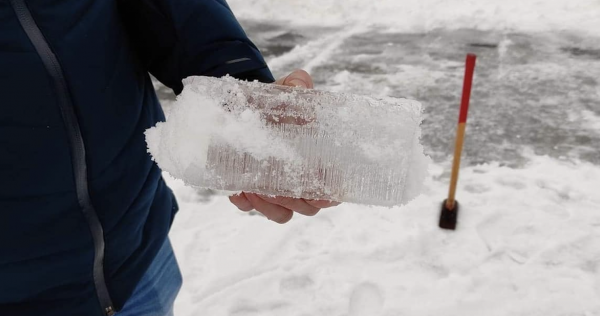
[{"left": 228, "top": 69, "right": 341, "bottom": 223}]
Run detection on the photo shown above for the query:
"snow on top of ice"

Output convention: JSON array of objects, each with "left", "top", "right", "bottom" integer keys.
[
  {"left": 146, "top": 76, "right": 299, "bottom": 182},
  {"left": 229, "top": 0, "right": 600, "bottom": 35}
]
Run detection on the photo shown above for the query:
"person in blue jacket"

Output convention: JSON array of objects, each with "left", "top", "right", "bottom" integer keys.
[{"left": 0, "top": 0, "right": 338, "bottom": 315}]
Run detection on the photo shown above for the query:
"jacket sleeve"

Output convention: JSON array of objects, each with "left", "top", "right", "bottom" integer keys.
[{"left": 118, "top": 0, "right": 275, "bottom": 94}]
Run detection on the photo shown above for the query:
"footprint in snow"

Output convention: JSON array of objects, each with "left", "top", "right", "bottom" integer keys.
[
  {"left": 279, "top": 275, "right": 314, "bottom": 294},
  {"left": 495, "top": 177, "right": 527, "bottom": 190},
  {"left": 464, "top": 183, "right": 491, "bottom": 194},
  {"left": 348, "top": 282, "right": 384, "bottom": 316}
]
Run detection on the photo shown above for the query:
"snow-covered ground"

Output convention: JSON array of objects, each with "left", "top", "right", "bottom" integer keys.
[
  {"left": 167, "top": 154, "right": 600, "bottom": 316},
  {"left": 155, "top": 0, "right": 600, "bottom": 315}
]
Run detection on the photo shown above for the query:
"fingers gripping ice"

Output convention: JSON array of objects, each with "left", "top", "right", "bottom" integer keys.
[{"left": 145, "top": 76, "right": 429, "bottom": 206}]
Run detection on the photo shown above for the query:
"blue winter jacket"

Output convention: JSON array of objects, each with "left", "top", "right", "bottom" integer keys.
[{"left": 0, "top": 0, "right": 274, "bottom": 315}]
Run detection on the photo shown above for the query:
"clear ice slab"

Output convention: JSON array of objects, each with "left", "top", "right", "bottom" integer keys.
[{"left": 146, "top": 76, "right": 429, "bottom": 206}]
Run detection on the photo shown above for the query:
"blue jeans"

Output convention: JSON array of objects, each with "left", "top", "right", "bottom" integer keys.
[{"left": 117, "top": 239, "right": 182, "bottom": 316}]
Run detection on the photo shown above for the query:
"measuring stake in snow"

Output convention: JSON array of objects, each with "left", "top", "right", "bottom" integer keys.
[{"left": 439, "top": 54, "right": 477, "bottom": 230}]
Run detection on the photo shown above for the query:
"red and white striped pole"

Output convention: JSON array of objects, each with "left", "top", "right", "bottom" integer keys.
[{"left": 439, "top": 54, "right": 477, "bottom": 230}]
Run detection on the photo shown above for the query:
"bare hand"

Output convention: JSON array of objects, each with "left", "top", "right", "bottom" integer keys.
[{"left": 228, "top": 69, "right": 341, "bottom": 223}]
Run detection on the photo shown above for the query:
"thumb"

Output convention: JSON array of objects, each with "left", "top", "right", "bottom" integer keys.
[{"left": 276, "top": 69, "right": 314, "bottom": 89}]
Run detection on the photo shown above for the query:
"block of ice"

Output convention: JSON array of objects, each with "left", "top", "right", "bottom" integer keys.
[{"left": 146, "top": 76, "right": 429, "bottom": 206}]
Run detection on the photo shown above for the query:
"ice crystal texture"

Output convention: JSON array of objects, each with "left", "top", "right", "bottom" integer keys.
[{"left": 146, "top": 76, "right": 428, "bottom": 206}]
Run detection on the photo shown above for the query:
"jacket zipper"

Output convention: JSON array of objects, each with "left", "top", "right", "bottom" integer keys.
[{"left": 9, "top": 1, "right": 116, "bottom": 315}]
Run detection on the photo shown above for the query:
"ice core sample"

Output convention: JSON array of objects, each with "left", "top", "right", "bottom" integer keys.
[{"left": 146, "top": 76, "right": 429, "bottom": 206}]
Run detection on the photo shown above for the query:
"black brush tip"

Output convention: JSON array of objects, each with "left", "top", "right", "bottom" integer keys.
[{"left": 439, "top": 199, "right": 459, "bottom": 230}]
